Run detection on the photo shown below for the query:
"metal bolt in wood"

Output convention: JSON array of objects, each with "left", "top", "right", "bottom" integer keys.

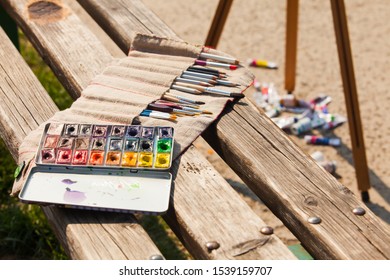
[
  {"left": 206, "top": 241, "right": 220, "bottom": 251},
  {"left": 149, "top": 254, "right": 164, "bottom": 260},
  {"left": 307, "top": 216, "right": 322, "bottom": 224},
  {"left": 352, "top": 207, "right": 366, "bottom": 216},
  {"left": 260, "top": 226, "right": 274, "bottom": 235}
]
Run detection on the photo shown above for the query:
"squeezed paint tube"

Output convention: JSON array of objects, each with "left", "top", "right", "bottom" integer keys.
[
  {"left": 317, "top": 95, "right": 332, "bottom": 106},
  {"left": 253, "top": 79, "right": 261, "bottom": 91},
  {"left": 304, "top": 135, "right": 341, "bottom": 146},
  {"left": 310, "top": 95, "right": 331, "bottom": 106},
  {"left": 310, "top": 151, "right": 337, "bottom": 175},
  {"left": 314, "top": 103, "right": 329, "bottom": 113},
  {"left": 253, "top": 90, "right": 267, "bottom": 108},
  {"left": 298, "top": 99, "right": 312, "bottom": 108},
  {"left": 311, "top": 115, "right": 326, "bottom": 129},
  {"left": 267, "top": 83, "right": 280, "bottom": 106},
  {"left": 310, "top": 151, "right": 325, "bottom": 162},
  {"left": 295, "top": 109, "right": 315, "bottom": 121},
  {"left": 273, "top": 116, "right": 298, "bottom": 130},
  {"left": 320, "top": 161, "right": 337, "bottom": 174},
  {"left": 317, "top": 161, "right": 337, "bottom": 174},
  {"left": 322, "top": 114, "right": 347, "bottom": 130},
  {"left": 265, "top": 106, "right": 281, "bottom": 118},
  {"left": 318, "top": 112, "right": 335, "bottom": 122},
  {"left": 281, "top": 106, "right": 309, "bottom": 114},
  {"left": 279, "top": 94, "right": 298, "bottom": 107},
  {"left": 291, "top": 117, "right": 312, "bottom": 135}
]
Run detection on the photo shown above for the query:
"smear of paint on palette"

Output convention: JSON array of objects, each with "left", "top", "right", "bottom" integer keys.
[
  {"left": 61, "top": 178, "right": 77, "bottom": 185},
  {"left": 64, "top": 187, "right": 87, "bottom": 203}
]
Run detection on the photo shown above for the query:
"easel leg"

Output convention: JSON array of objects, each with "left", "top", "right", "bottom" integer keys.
[
  {"left": 330, "top": 0, "right": 370, "bottom": 201},
  {"left": 205, "top": 0, "right": 234, "bottom": 48},
  {"left": 285, "top": 0, "right": 299, "bottom": 94}
]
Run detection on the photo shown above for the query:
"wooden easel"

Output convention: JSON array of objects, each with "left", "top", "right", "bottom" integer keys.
[{"left": 205, "top": 0, "right": 371, "bottom": 201}]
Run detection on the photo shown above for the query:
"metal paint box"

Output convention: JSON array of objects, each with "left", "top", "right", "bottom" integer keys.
[
  {"left": 19, "top": 123, "right": 175, "bottom": 214},
  {"left": 36, "top": 123, "right": 174, "bottom": 170}
]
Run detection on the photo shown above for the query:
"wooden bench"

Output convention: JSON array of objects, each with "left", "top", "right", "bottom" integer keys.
[{"left": 1, "top": 0, "right": 389, "bottom": 260}]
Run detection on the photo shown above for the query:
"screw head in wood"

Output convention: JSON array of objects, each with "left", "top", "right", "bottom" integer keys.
[
  {"left": 352, "top": 207, "right": 366, "bottom": 216},
  {"left": 260, "top": 226, "right": 274, "bottom": 235},
  {"left": 206, "top": 241, "right": 220, "bottom": 251},
  {"left": 307, "top": 216, "right": 321, "bottom": 224},
  {"left": 149, "top": 254, "right": 164, "bottom": 260}
]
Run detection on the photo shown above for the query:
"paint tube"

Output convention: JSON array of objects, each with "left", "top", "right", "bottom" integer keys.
[
  {"left": 267, "top": 83, "right": 280, "bottom": 106},
  {"left": 310, "top": 151, "right": 325, "bottom": 162},
  {"left": 298, "top": 99, "right": 311, "bottom": 108},
  {"left": 320, "top": 161, "right": 337, "bottom": 174},
  {"left": 272, "top": 116, "right": 298, "bottom": 130},
  {"left": 279, "top": 94, "right": 298, "bottom": 107},
  {"left": 265, "top": 106, "right": 281, "bottom": 118},
  {"left": 253, "top": 89, "right": 267, "bottom": 108},
  {"left": 310, "top": 94, "right": 331, "bottom": 106},
  {"left": 253, "top": 79, "right": 261, "bottom": 91},
  {"left": 310, "top": 151, "right": 337, "bottom": 175},
  {"left": 281, "top": 107, "right": 309, "bottom": 114},
  {"left": 291, "top": 117, "right": 312, "bottom": 135},
  {"left": 311, "top": 115, "right": 326, "bottom": 129},
  {"left": 304, "top": 135, "right": 341, "bottom": 146},
  {"left": 322, "top": 114, "right": 347, "bottom": 130}
]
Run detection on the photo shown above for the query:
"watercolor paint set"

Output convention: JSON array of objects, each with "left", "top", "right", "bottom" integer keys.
[
  {"left": 19, "top": 123, "right": 175, "bottom": 214},
  {"left": 36, "top": 123, "right": 174, "bottom": 169}
]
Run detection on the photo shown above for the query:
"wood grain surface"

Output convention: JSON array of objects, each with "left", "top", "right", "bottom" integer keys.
[
  {"left": 0, "top": 0, "right": 295, "bottom": 259},
  {"left": 0, "top": 27, "right": 57, "bottom": 159},
  {"left": 78, "top": 0, "right": 179, "bottom": 53},
  {"left": 0, "top": 24, "right": 164, "bottom": 260},
  {"left": 204, "top": 99, "right": 390, "bottom": 259},
  {"left": 78, "top": 0, "right": 390, "bottom": 259}
]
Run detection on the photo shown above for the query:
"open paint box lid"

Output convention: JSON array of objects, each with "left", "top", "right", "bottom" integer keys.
[
  {"left": 19, "top": 123, "right": 174, "bottom": 214},
  {"left": 19, "top": 166, "right": 172, "bottom": 214}
]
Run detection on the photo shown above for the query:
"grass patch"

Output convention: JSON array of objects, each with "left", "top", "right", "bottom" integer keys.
[
  {"left": 139, "top": 215, "right": 192, "bottom": 260},
  {"left": 18, "top": 29, "right": 73, "bottom": 111},
  {"left": 0, "top": 30, "right": 69, "bottom": 259},
  {"left": 0, "top": 139, "right": 67, "bottom": 259}
]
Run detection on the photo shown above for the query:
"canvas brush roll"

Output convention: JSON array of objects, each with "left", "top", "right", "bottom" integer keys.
[{"left": 12, "top": 33, "right": 254, "bottom": 196}]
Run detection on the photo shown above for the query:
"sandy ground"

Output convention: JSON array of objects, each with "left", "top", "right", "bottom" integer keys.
[{"left": 142, "top": 0, "right": 390, "bottom": 245}]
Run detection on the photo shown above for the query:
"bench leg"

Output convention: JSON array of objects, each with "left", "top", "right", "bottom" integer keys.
[
  {"left": 284, "top": 0, "right": 299, "bottom": 94},
  {"left": 205, "top": 0, "right": 234, "bottom": 48},
  {"left": 330, "top": 0, "right": 370, "bottom": 201}
]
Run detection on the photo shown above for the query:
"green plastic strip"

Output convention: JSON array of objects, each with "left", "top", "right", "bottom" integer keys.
[{"left": 288, "top": 244, "right": 313, "bottom": 260}]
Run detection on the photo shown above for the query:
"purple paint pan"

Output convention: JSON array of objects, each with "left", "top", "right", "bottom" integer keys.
[
  {"left": 127, "top": 125, "right": 141, "bottom": 138},
  {"left": 141, "top": 126, "right": 155, "bottom": 139}
]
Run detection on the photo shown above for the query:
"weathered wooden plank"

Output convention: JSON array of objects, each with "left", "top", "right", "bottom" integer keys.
[
  {"left": 203, "top": 99, "right": 390, "bottom": 259},
  {"left": 44, "top": 206, "right": 163, "bottom": 259},
  {"left": 78, "top": 0, "right": 390, "bottom": 259},
  {"left": 65, "top": 0, "right": 123, "bottom": 58},
  {"left": 1, "top": 0, "right": 114, "bottom": 98},
  {"left": 0, "top": 27, "right": 58, "bottom": 160},
  {"left": 78, "top": 0, "right": 179, "bottom": 53},
  {"left": 2, "top": 0, "right": 295, "bottom": 259},
  {"left": 168, "top": 146, "right": 294, "bottom": 259},
  {"left": 0, "top": 12, "right": 165, "bottom": 261}
]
